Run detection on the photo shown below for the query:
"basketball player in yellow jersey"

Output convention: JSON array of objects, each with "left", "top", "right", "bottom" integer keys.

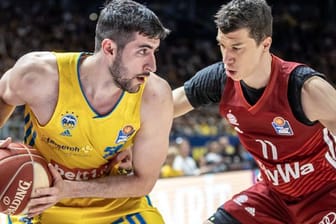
[{"left": 0, "top": 0, "right": 173, "bottom": 223}]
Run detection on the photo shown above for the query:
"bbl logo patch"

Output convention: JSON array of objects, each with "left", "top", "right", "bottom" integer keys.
[
  {"left": 271, "top": 116, "right": 293, "bottom": 136},
  {"left": 115, "top": 125, "right": 135, "bottom": 144},
  {"left": 60, "top": 112, "right": 78, "bottom": 136}
]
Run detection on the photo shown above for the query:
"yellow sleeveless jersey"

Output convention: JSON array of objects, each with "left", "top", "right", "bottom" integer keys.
[{"left": 8, "top": 52, "right": 164, "bottom": 224}]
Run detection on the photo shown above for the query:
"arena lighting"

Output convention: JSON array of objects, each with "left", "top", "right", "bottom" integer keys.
[{"left": 89, "top": 12, "right": 98, "bottom": 21}]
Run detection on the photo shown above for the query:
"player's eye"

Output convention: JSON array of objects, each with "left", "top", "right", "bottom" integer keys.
[{"left": 139, "top": 49, "right": 148, "bottom": 55}]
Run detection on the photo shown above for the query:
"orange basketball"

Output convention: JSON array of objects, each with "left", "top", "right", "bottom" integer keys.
[{"left": 0, "top": 143, "right": 52, "bottom": 215}]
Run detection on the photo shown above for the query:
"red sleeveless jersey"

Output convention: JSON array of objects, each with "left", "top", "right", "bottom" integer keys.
[{"left": 219, "top": 55, "right": 336, "bottom": 199}]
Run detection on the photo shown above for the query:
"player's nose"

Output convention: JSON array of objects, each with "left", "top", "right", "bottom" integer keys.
[{"left": 144, "top": 54, "right": 157, "bottom": 73}]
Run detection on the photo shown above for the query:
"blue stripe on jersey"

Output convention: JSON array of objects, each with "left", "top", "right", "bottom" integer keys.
[{"left": 145, "top": 195, "right": 152, "bottom": 207}]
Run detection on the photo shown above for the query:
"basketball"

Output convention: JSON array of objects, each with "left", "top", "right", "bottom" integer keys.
[{"left": 0, "top": 143, "right": 52, "bottom": 215}]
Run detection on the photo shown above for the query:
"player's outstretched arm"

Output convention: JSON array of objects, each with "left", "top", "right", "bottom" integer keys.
[
  {"left": 301, "top": 76, "right": 336, "bottom": 135},
  {"left": 172, "top": 86, "right": 194, "bottom": 118}
]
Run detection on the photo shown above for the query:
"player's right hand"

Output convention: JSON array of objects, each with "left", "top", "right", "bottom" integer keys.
[
  {"left": 117, "top": 148, "right": 133, "bottom": 170},
  {"left": 0, "top": 137, "right": 12, "bottom": 148},
  {"left": 109, "top": 147, "right": 133, "bottom": 175}
]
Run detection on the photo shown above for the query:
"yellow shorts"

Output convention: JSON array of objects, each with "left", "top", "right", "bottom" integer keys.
[{"left": 7, "top": 196, "right": 164, "bottom": 224}]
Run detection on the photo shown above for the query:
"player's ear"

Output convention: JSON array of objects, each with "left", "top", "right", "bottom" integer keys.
[
  {"left": 101, "top": 38, "right": 117, "bottom": 57},
  {"left": 262, "top": 37, "right": 272, "bottom": 51}
]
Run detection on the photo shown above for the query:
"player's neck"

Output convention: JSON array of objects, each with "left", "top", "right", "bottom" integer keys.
[
  {"left": 79, "top": 53, "right": 118, "bottom": 89},
  {"left": 242, "top": 53, "right": 272, "bottom": 89},
  {"left": 79, "top": 54, "right": 121, "bottom": 101}
]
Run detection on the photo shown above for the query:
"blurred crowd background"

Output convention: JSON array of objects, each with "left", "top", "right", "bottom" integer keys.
[{"left": 0, "top": 0, "right": 335, "bottom": 178}]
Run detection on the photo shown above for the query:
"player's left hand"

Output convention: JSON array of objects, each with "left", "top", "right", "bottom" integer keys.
[
  {"left": 0, "top": 137, "right": 12, "bottom": 148},
  {"left": 27, "top": 164, "right": 66, "bottom": 218}
]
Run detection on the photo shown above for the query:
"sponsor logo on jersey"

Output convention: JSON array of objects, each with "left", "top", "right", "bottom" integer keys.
[
  {"left": 103, "top": 144, "right": 124, "bottom": 159},
  {"left": 51, "top": 160, "right": 111, "bottom": 180},
  {"left": 60, "top": 130, "right": 71, "bottom": 136},
  {"left": 233, "top": 194, "right": 248, "bottom": 206},
  {"left": 257, "top": 160, "right": 314, "bottom": 186},
  {"left": 19, "top": 216, "right": 33, "bottom": 224},
  {"left": 42, "top": 136, "right": 92, "bottom": 157},
  {"left": 271, "top": 116, "right": 293, "bottom": 136},
  {"left": 245, "top": 207, "right": 255, "bottom": 217},
  {"left": 319, "top": 212, "right": 336, "bottom": 224},
  {"left": 226, "top": 110, "right": 244, "bottom": 134},
  {"left": 60, "top": 112, "right": 79, "bottom": 137},
  {"left": 115, "top": 125, "right": 135, "bottom": 144},
  {"left": 226, "top": 110, "right": 239, "bottom": 126}
]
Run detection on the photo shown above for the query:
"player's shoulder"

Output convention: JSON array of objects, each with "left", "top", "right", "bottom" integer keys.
[
  {"left": 140, "top": 72, "right": 173, "bottom": 121},
  {"left": 14, "top": 51, "right": 57, "bottom": 71},
  {"left": 144, "top": 72, "right": 172, "bottom": 100},
  {"left": 302, "top": 75, "right": 331, "bottom": 91},
  {"left": 195, "top": 61, "right": 224, "bottom": 76},
  {"left": 3, "top": 51, "right": 58, "bottom": 92},
  {"left": 188, "top": 61, "right": 225, "bottom": 86},
  {"left": 290, "top": 63, "right": 327, "bottom": 89}
]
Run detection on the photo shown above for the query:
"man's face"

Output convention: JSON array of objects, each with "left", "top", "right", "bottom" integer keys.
[
  {"left": 109, "top": 33, "right": 160, "bottom": 93},
  {"left": 216, "top": 28, "right": 268, "bottom": 82}
]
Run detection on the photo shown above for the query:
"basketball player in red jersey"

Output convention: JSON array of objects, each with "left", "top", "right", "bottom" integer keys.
[{"left": 174, "top": 0, "right": 336, "bottom": 223}]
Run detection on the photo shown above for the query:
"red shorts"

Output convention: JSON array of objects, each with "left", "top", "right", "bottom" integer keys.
[{"left": 223, "top": 181, "right": 336, "bottom": 224}]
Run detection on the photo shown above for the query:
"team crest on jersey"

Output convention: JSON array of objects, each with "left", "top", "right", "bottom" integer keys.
[
  {"left": 60, "top": 112, "right": 78, "bottom": 137},
  {"left": 271, "top": 116, "right": 293, "bottom": 136},
  {"left": 115, "top": 125, "right": 135, "bottom": 144}
]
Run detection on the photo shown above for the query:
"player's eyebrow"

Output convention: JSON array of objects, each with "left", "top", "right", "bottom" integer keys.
[{"left": 138, "top": 44, "right": 155, "bottom": 49}]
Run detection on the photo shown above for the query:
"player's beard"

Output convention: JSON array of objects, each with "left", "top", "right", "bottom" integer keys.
[{"left": 109, "top": 52, "right": 148, "bottom": 93}]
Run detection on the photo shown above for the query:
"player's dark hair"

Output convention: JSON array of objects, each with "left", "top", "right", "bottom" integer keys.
[
  {"left": 215, "top": 0, "right": 272, "bottom": 45},
  {"left": 95, "top": 0, "right": 170, "bottom": 52}
]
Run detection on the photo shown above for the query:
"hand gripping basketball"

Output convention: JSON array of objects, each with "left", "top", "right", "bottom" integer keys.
[{"left": 0, "top": 142, "right": 52, "bottom": 215}]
